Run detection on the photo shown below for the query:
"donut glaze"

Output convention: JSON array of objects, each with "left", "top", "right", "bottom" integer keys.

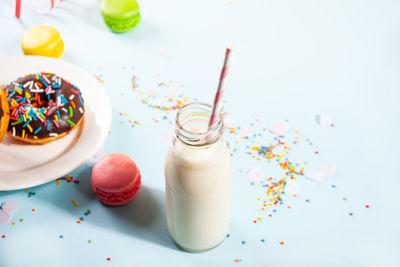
[{"left": 4, "top": 73, "right": 85, "bottom": 143}]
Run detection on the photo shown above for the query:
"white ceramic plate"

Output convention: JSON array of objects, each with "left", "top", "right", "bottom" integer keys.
[{"left": 0, "top": 56, "right": 112, "bottom": 190}]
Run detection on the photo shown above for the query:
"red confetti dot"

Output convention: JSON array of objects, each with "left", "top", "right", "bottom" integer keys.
[
  {"left": 106, "top": 258, "right": 111, "bottom": 261},
  {"left": 253, "top": 220, "right": 257, "bottom": 223},
  {"left": 315, "top": 151, "right": 319, "bottom": 154},
  {"left": 330, "top": 123, "right": 334, "bottom": 127},
  {"left": 268, "top": 214, "right": 272, "bottom": 217},
  {"left": 366, "top": 205, "right": 370, "bottom": 208},
  {"left": 77, "top": 221, "right": 81, "bottom": 224},
  {"left": 1, "top": 235, "right": 5, "bottom": 238}
]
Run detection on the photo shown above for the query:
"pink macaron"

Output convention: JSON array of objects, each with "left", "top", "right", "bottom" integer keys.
[{"left": 91, "top": 153, "right": 141, "bottom": 206}]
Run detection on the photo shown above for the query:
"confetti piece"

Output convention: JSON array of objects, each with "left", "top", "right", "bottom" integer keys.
[
  {"left": 315, "top": 114, "right": 333, "bottom": 127},
  {"left": 247, "top": 168, "right": 264, "bottom": 182},
  {"left": 86, "top": 148, "right": 107, "bottom": 167},
  {"left": 1, "top": 235, "right": 5, "bottom": 238},
  {"left": 223, "top": 116, "right": 236, "bottom": 129},
  {"left": 269, "top": 121, "right": 290, "bottom": 135},
  {"left": 106, "top": 258, "right": 111, "bottom": 261},
  {"left": 319, "top": 163, "right": 336, "bottom": 176},
  {"left": 159, "top": 47, "right": 173, "bottom": 57},
  {"left": 284, "top": 179, "right": 300, "bottom": 195},
  {"left": 280, "top": 241, "right": 285, "bottom": 245},
  {"left": 365, "top": 205, "right": 370, "bottom": 208},
  {"left": 1, "top": 200, "right": 19, "bottom": 213},
  {"left": 306, "top": 169, "right": 323, "bottom": 181},
  {"left": 239, "top": 125, "right": 255, "bottom": 137},
  {"left": 158, "top": 131, "right": 173, "bottom": 144},
  {"left": 0, "top": 210, "right": 11, "bottom": 224},
  {"left": 167, "top": 85, "right": 180, "bottom": 97}
]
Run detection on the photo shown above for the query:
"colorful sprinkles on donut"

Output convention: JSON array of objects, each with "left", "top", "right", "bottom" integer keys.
[{"left": 4, "top": 73, "right": 85, "bottom": 144}]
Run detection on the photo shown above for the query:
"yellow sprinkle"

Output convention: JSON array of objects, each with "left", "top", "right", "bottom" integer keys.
[
  {"left": 257, "top": 217, "right": 262, "bottom": 220},
  {"left": 12, "top": 222, "right": 16, "bottom": 226},
  {"left": 22, "top": 129, "right": 25, "bottom": 138},
  {"left": 56, "top": 180, "right": 60, "bottom": 186},
  {"left": 27, "top": 124, "right": 33, "bottom": 133},
  {"left": 33, "top": 136, "right": 38, "bottom": 139},
  {"left": 55, "top": 115, "right": 59, "bottom": 122},
  {"left": 14, "top": 88, "right": 22, "bottom": 94}
]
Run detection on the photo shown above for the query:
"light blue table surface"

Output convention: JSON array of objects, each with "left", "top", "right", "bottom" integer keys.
[{"left": 0, "top": 0, "right": 399, "bottom": 266}]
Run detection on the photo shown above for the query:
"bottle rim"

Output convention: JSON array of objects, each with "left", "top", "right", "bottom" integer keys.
[{"left": 175, "top": 102, "right": 224, "bottom": 146}]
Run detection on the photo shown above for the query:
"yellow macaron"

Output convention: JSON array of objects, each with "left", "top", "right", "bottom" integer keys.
[{"left": 21, "top": 25, "right": 64, "bottom": 58}]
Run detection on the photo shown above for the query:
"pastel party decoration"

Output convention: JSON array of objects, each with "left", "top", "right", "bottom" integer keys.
[
  {"left": 269, "top": 121, "right": 290, "bottom": 135},
  {"left": 247, "top": 168, "right": 264, "bottom": 182},
  {"left": 21, "top": 25, "right": 64, "bottom": 58},
  {"left": 306, "top": 169, "right": 323, "bottom": 181},
  {"left": 0, "top": 200, "right": 20, "bottom": 224},
  {"left": 100, "top": 0, "right": 141, "bottom": 33},
  {"left": 319, "top": 163, "right": 337, "bottom": 176},
  {"left": 284, "top": 180, "right": 300, "bottom": 195},
  {"left": 315, "top": 113, "right": 333, "bottom": 127}
]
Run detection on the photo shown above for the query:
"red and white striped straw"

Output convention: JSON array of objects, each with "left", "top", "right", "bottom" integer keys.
[{"left": 208, "top": 45, "right": 233, "bottom": 129}]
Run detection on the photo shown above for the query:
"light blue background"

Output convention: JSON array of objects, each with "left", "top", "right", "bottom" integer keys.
[{"left": 0, "top": 0, "right": 399, "bottom": 266}]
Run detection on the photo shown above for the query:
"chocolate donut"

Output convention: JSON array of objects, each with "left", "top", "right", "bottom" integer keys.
[
  {"left": 4, "top": 73, "right": 85, "bottom": 144},
  {"left": 0, "top": 88, "right": 10, "bottom": 142}
]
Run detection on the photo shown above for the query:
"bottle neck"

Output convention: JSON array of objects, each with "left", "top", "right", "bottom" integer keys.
[{"left": 175, "top": 102, "right": 224, "bottom": 147}]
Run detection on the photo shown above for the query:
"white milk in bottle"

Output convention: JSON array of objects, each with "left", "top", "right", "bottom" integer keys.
[{"left": 164, "top": 102, "right": 232, "bottom": 252}]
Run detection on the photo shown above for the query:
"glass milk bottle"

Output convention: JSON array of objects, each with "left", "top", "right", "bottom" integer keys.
[{"left": 164, "top": 102, "right": 232, "bottom": 252}]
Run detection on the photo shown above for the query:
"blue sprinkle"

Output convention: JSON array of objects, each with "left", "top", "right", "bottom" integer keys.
[
  {"left": 331, "top": 185, "right": 336, "bottom": 188},
  {"left": 59, "top": 235, "right": 63, "bottom": 239},
  {"left": 79, "top": 217, "right": 84, "bottom": 221},
  {"left": 261, "top": 239, "right": 265, "bottom": 242},
  {"left": 306, "top": 199, "right": 310, "bottom": 202},
  {"left": 226, "top": 234, "right": 230, "bottom": 238},
  {"left": 349, "top": 212, "right": 353, "bottom": 216},
  {"left": 34, "top": 127, "right": 42, "bottom": 134},
  {"left": 241, "top": 241, "right": 246, "bottom": 245},
  {"left": 22, "top": 120, "right": 30, "bottom": 128}
]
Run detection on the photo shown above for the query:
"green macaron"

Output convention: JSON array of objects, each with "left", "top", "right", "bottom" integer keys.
[{"left": 100, "top": 0, "right": 141, "bottom": 33}]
